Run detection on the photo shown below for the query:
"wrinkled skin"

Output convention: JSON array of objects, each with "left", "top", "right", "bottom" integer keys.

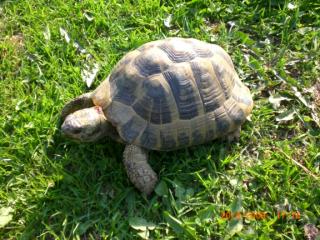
[
  {"left": 61, "top": 106, "right": 110, "bottom": 142},
  {"left": 61, "top": 102, "right": 156, "bottom": 195},
  {"left": 60, "top": 37, "right": 254, "bottom": 195}
]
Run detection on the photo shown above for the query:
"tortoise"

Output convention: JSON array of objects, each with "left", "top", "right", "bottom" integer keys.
[{"left": 61, "top": 37, "right": 253, "bottom": 195}]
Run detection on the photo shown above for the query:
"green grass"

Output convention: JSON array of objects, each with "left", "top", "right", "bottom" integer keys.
[{"left": 1, "top": 0, "right": 319, "bottom": 239}]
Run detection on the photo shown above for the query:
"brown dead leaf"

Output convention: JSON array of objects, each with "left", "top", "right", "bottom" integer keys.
[{"left": 304, "top": 224, "right": 320, "bottom": 240}]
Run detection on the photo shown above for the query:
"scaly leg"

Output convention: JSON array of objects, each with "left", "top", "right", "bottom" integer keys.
[
  {"left": 123, "top": 145, "right": 158, "bottom": 195},
  {"left": 226, "top": 126, "right": 241, "bottom": 142}
]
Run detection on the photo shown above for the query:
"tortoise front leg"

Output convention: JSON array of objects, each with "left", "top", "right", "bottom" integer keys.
[
  {"left": 123, "top": 144, "right": 158, "bottom": 195},
  {"left": 226, "top": 126, "right": 241, "bottom": 142},
  {"left": 61, "top": 92, "right": 93, "bottom": 120}
]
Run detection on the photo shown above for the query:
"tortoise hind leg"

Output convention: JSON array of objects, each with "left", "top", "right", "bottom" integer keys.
[
  {"left": 61, "top": 92, "right": 94, "bottom": 120},
  {"left": 123, "top": 144, "right": 158, "bottom": 195}
]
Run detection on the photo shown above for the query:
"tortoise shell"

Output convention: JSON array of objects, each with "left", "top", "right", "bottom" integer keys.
[{"left": 102, "top": 38, "right": 253, "bottom": 150}]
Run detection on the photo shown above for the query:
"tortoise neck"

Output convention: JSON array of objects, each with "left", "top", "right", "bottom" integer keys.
[{"left": 92, "top": 76, "right": 111, "bottom": 109}]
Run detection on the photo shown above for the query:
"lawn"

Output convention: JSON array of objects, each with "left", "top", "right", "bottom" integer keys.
[{"left": 0, "top": 0, "right": 319, "bottom": 239}]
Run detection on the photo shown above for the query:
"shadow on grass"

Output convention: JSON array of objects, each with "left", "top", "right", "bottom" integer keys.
[{"left": 20, "top": 123, "right": 231, "bottom": 238}]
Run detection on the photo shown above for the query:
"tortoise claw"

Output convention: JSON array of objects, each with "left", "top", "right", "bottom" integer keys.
[
  {"left": 123, "top": 145, "right": 158, "bottom": 195},
  {"left": 226, "top": 126, "right": 241, "bottom": 143}
]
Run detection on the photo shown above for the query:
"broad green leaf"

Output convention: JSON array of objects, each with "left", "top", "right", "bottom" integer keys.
[
  {"left": 292, "top": 86, "right": 311, "bottom": 108},
  {"left": 234, "top": 31, "right": 255, "bottom": 46},
  {"left": 230, "top": 197, "right": 242, "bottom": 213},
  {"left": 129, "top": 217, "right": 156, "bottom": 231},
  {"left": 268, "top": 95, "right": 291, "bottom": 109},
  {"left": 155, "top": 180, "right": 168, "bottom": 197},
  {"left": 137, "top": 231, "right": 149, "bottom": 240},
  {"left": 163, "top": 211, "right": 184, "bottom": 234},
  {"left": 265, "top": 216, "right": 278, "bottom": 227},
  {"left": 197, "top": 205, "right": 216, "bottom": 222},
  {"left": 163, "top": 211, "right": 197, "bottom": 239},
  {"left": 225, "top": 218, "right": 243, "bottom": 239},
  {"left": 276, "top": 109, "right": 296, "bottom": 122}
]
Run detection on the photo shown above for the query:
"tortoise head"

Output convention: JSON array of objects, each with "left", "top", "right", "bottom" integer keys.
[{"left": 61, "top": 106, "right": 110, "bottom": 142}]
